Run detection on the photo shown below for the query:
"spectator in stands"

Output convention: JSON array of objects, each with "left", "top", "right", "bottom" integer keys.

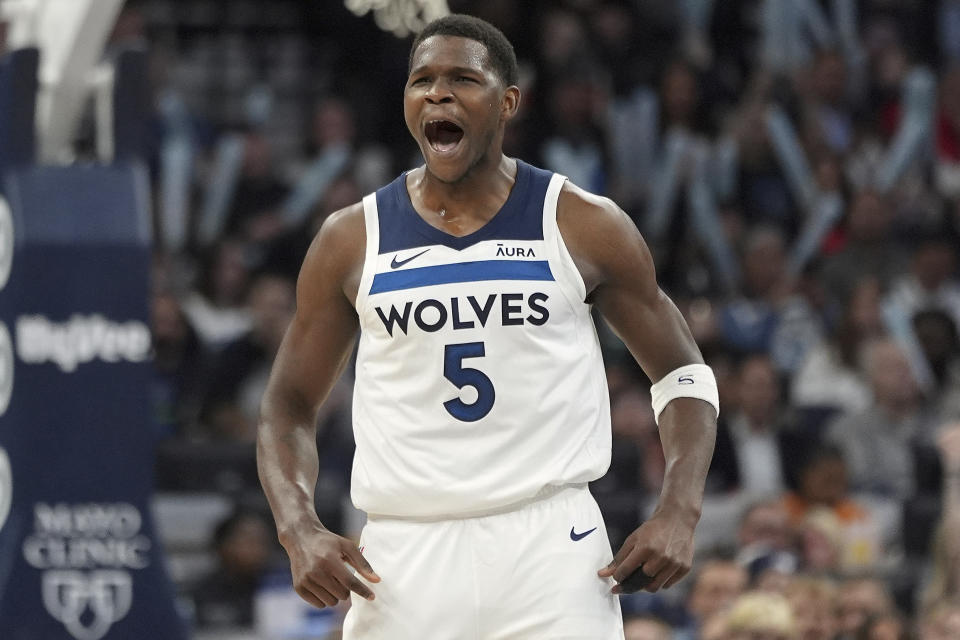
[
  {"left": 791, "top": 275, "right": 883, "bottom": 421},
  {"left": 918, "top": 600, "right": 960, "bottom": 640},
  {"left": 200, "top": 272, "right": 295, "bottom": 441},
  {"left": 675, "top": 558, "right": 748, "bottom": 639},
  {"left": 709, "top": 354, "right": 793, "bottom": 497},
  {"left": 835, "top": 577, "right": 898, "bottom": 639},
  {"left": 263, "top": 174, "right": 362, "bottom": 282},
  {"left": 919, "top": 423, "right": 960, "bottom": 613},
  {"left": 885, "top": 232, "right": 960, "bottom": 331},
  {"left": 725, "top": 590, "right": 798, "bottom": 640},
  {"left": 718, "top": 226, "right": 790, "bottom": 355},
  {"left": 623, "top": 613, "right": 672, "bottom": 640},
  {"left": 594, "top": 386, "right": 657, "bottom": 550},
  {"left": 912, "top": 309, "right": 960, "bottom": 422},
  {"left": 737, "top": 499, "right": 795, "bottom": 555},
  {"left": 181, "top": 238, "right": 254, "bottom": 350},
  {"left": 191, "top": 509, "right": 275, "bottom": 629},
  {"left": 826, "top": 337, "right": 933, "bottom": 499},
  {"left": 855, "top": 612, "right": 909, "bottom": 640},
  {"left": 802, "top": 49, "right": 855, "bottom": 155},
  {"left": 782, "top": 445, "right": 881, "bottom": 572},
  {"left": 224, "top": 129, "right": 288, "bottom": 242},
  {"left": 785, "top": 576, "right": 839, "bottom": 640},
  {"left": 151, "top": 290, "right": 207, "bottom": 438},
  {"left": 820, "top": 191, "right": 907, "bottom": 305}
]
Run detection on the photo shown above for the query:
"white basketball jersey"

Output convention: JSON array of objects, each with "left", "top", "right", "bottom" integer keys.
[{"left": 351, "top": 160, "right": 611, "bottom": 518}]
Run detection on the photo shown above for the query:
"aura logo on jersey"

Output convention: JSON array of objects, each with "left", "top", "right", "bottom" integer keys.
[
  {"left": 375, "top": 292, "right": 550, "bottom": 337},
  {"left": 23, "top": 502, "right": 150, "bottom": 640},
  {"left": 0, "top": 195, "right": 12, "bottom": 290}
]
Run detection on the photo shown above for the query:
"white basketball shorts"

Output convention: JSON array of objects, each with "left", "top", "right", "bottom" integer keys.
[{"left": 342, "top": 483, "right": 624, "bottom": 640}]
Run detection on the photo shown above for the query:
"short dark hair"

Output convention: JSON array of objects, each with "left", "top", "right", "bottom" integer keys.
[{"left": 409, "top": 14, "right": 519, "bottom": 87}]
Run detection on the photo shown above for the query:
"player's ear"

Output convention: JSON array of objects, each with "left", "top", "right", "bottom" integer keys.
[{"left": 500, "top": 85, "right": 521, "bottom": 123}]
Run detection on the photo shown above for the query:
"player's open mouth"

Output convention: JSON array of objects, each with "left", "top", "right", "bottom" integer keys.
[{"left": 424, "top": 120, "right": 464, "bottom": 155}]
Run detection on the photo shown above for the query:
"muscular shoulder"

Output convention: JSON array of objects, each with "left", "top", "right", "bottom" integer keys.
[
  {"left": 556, "top": 181, "right": 654, "bottom": 297},
  {"left": 299, "top": 202, "right": 366, "bottom": 306}
]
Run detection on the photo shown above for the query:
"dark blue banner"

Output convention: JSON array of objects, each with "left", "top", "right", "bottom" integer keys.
[{"left": 0, "top": 165, "right": 188, "bottom": 640}]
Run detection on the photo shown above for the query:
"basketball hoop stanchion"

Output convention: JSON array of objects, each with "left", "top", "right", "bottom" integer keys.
[{"left": 344, "top": 0, "right": 450, "bottom": 37}]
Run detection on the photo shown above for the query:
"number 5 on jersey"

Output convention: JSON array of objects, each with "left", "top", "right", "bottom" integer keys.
[{"left": 443, "top": 342, "right": 495, "bottom": 422}]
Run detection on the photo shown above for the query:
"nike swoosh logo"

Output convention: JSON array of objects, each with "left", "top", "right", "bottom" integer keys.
[
  {"left": 570, "top": 526, "right": 597, "bottom": 541},
  {"left": 390, "top": 248, "right": 431, "bottom": 269}
]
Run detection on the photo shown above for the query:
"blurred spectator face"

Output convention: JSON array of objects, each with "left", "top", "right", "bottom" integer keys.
[
  {"left": 219, "top": 515, "right": 271, "bottom": 578},
  {"left": 864, "top": 615, "right": 906, "bottom": 640},
  {"left": 314, "top": 98, "right": 355, "bottom": 149},
  {"left": 211, "top": 241, "right": 251, "bottom": 306},
  {"left": 846, "top": 277, "right": 883, "bottom": 336},
  {"left": 835, "top": 579, "right": 893, "bottom": 636},
  {"left": 550, "top": 77, "right": 598, "bottom": 130},
  {"left": 610, "top": 388, "right": 655, "bottom": 442},
  {"left": 798, "top": 453, "right": 847, "bottom": 506},
  {"left": 913, "top": 310, "right": 959, "bottom": 370},
  {"left": 739, "top": 501, "right": 793, "bottom": 551},
  {"left": 786, "top": 579, "right": 838, "bottom": 640},
  {"left": 247, "top": 275, "right": 295, "bottom": 352},
  {"left": 726, "top": 591, "right": 797, "bottom": 640},
  {"left": 590, "top": 3, "right": 634, "bottom": 56},
  {"left": 152, "top": 292, "right": 187, "bottom": 347},
  {"left": 913, "top": 240, "right": 957, "bottom": 291},
  {"left": 921, "top": 603, "right": 960, "bottom": 640},
  {"left": 742, "top": 228, "right": 786, "bottom": 299},
  {"left": 863, "top": 339, "right": 918, "bottom": 409},
  {"left": 688, "top": 561, "right": 749, "bottom": 621},
  {"left": 847, "top": 192, "right": 892, "bottom": 243},
  {"left": 242, "top": 132, "right": 274, "bottom": 178},
  {"left": 737, "top": 356, "right": 780, "bottom": 427},
  {"left": 539, "top": 10, "right": 585, "bottom": 68},
  {"left": 812, "top": 51, "right": 847, "bottom": 106},
  {"left": 799, "top": 509, "right": 842, "bottom": 572},
  {"left": 311, "top": 176, "right": 362, "bottom": 234},
  {"left": 661, "top": 61, "right": 698, "bottom": 127},
  {"left": 623, "top": 616, "right": 671, "bottom": 640}
]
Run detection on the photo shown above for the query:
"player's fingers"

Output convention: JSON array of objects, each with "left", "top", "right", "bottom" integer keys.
[
  {"left": 644, "top": 562, "right": 679, "bottom": 592},
  {"left": 295, "top": 583, "right": 331, "bottom": 609},
  {"left": 333, "top": 566, "right": 376, "bottom": 601},
  {"left": 342, "top": 544, "right": 381, "bottom": 582},
  {"left": 662, "top": 565, "right": 690, "bottom": 590},
  {"left": 323, "top": 574, "right": 351, "bottom": 601},
  {"left": 304, "top": 579, "right": 341, "bottom": 607},
  {"left": 597, "top": 542, "right": 632, "bottom": 576},
  {"left": 612, "top": 547, "right": 652, "bottom": 583}
]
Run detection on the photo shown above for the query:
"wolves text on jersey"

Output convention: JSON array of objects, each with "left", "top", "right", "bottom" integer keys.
[{"left": 375, "top": 292, "right": 549, "bottom": 337}]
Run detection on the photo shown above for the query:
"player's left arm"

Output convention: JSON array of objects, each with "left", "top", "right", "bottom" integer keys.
[{"left": 557, "top": 183, "right": 718, "bottom": 593}]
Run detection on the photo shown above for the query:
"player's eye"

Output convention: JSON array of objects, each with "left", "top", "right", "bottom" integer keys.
[
  {"left": 410, "top": 77, "right": 430, "bottom": 86},
  {"left": 457, "top": 76, "right": 478, "bottom": 83}
]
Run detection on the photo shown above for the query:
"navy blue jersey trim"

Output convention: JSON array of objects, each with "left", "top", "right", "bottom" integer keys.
[
  {"left": 369, "top": 260, "right": 554, "bottom": 294},
  {"left": 375, "top": 160, "right": 553, "bottom": 254}
]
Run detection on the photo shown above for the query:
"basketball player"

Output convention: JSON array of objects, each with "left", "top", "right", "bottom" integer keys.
[{"left": 257, "top": 14, "right": 718, "bottom": 639}]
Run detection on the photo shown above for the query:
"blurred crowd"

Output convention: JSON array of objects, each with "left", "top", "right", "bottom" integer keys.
[{"left": 37, "top": 0, "right": 960, "bottom": 637}]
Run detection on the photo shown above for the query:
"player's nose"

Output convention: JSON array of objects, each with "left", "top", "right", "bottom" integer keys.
[{"left": 424, "top": 81, "right": 453, "bottom": 104}]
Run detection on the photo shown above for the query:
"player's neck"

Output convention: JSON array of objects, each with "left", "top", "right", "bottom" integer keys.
[{"left": 413, "top": 153, "right": 516, "bottom": 223}]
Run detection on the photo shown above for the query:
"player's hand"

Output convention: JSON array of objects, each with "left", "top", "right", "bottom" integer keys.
[
  {"left": 282, "top": 524, "right": 381, "bottom": 609},
  {"left": 597, "top": 509, "right": 695, "bottom": 593}
]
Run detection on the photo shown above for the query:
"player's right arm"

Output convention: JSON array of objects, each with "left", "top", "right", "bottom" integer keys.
[{"left": 256, "top": 203, "right": 380, "bottom": 608}]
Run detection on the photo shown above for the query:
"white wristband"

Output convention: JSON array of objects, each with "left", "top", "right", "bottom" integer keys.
[{"left": 650, "top": 364, "right": 719, "bottom": 425}]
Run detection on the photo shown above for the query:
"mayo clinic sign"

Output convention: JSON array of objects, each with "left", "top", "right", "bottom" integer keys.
[{"left": 0, "top": 165, "right": 186, "bottom": 639}]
